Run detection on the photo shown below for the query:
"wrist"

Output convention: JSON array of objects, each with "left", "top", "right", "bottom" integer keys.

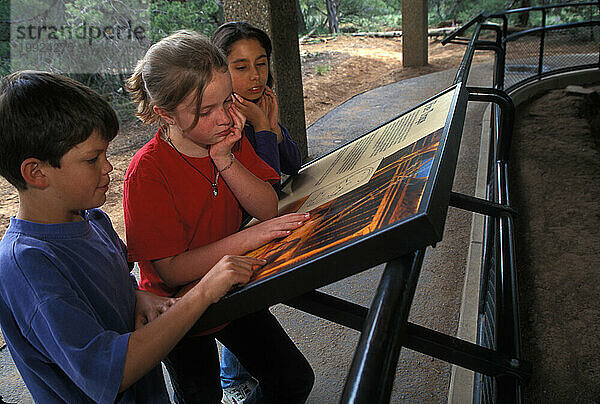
[
  {"left": 237, "top": 226, "right": 257, "bottom": 252},
  {"left": 272, "top": 125, "right": 283, "bottom": 143},
  {"left": 214, "top": 152, "right": 235, "bottom": 173},
  {"left": 253, "top": 117, "right": 271, "bottom": 133}
]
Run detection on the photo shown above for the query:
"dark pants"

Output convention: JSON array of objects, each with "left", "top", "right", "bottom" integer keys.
[{"left": 163, "top": 310, "right": 314, "bottom": 404}]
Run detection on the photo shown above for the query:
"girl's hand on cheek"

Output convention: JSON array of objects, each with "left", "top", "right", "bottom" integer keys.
[
  {"left": 233, "top": 92, "right": 270, "bottom": 131},
  {"left": 229, "top": 102, "right": 246, "bottom": 136},
  {"left": 209, "top": 104, "right": 244, "bottom": 166},
  {"left": 263, "top": 87, "right": 280, "bottom": 131}
]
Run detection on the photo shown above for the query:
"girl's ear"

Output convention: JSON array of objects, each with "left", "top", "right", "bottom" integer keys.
[
  {"left": 153, "top": 105, "right": 175, "bottom": 125},
  {"left": 20, "top": 158, "right": 48, "bottom": 189}
]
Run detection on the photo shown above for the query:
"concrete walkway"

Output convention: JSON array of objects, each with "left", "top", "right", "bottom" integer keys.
[{"left": 0, "top": 64, "right": 493, "bottom": 403}]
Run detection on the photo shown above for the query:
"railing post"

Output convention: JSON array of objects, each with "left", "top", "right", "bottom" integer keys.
[
  {"left": 467, "top": 87, "right": 515, "bottom": 162},
  {"left": 494, "top": 161, "right": 523, "bottom": 403},
  {"left": 538, "top": 9, "right": 547, "bottom": 76},
  {"left": 341, "top": 250, "right": 425, "bottom": 404}
]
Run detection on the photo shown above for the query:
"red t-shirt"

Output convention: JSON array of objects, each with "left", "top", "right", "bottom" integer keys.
[{"left": 123, "top": 130, "right": 279, "bottom": 298}]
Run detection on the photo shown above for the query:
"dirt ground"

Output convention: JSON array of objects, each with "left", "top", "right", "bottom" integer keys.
[{"left": 511, "top": 85, "right": 600, "bottom": 403}]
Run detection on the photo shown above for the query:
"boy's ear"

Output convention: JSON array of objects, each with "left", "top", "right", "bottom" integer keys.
[
  {"left": 20, "top": 158, "right": 49, "bottom": 189},
  {"left": 153, "top": 105, "right": 175, "bottom": 124}
]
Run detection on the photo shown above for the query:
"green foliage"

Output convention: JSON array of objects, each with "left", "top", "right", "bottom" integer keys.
[
  {"left": 340, "top": 14, "right": 401, "bottom": 32},
  {"left": 1, "top": 0, "right": 596, "bottom": 123},
  {"left": 0, "top": 0, "right": 222, "bottom": 124},
  {"left": 299, "top": 0, "right": 596, "bottom": 33},
  {"left": 150, "top": 0, "right": 222, "bottom": 42},
  {"left": 0, "top": 0, "right": 9, "bottom": 75},
  {"left": 315, "top": 64, "right": 330, "bottom": 75},
  {"left": 69, "top": 72, "right": 135, "bottom": 121},
  {"left": 300, "top": 0, "right": 402, "bottom": 34},
  {"left": 339, "top": 0, "right": 394, "bottom": 18},
  {"left": 429, "top": 0, "right": 510, "bottom": 27}
]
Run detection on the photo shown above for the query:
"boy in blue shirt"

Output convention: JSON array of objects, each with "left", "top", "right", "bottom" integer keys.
[{"left": 0, "top": 70, "right": 264, "bottom": 403}]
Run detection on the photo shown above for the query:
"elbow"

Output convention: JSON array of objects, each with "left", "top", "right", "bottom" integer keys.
[
  {"left": 118, "top": 382, "right": 130, "bottom": 394},
  {"left": 256, "top": 197, "right": 278, "bottom": 221},
  {"left": 159, "top": 270, "right": 189, "bottom": 290},
  {"left": 160, "top": 277, "right": 181, "bottom": 290},
  {"left": 151, "top": 258, "right": 186, "bottom": 289}
]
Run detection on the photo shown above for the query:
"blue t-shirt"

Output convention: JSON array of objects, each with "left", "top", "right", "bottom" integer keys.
[{"left": 0, "top": 209, "right": 168, "bottom": 403}]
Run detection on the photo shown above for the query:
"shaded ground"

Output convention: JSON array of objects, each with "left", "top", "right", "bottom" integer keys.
[{"left": 511, "top": 84, "right": 600, "bottom": 403}]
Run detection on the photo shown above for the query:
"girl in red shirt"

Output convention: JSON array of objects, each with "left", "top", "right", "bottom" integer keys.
[{"left": 124, "top": 30, "right": 314, "bottom": 403}]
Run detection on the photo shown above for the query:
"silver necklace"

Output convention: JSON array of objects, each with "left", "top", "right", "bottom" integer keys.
[{"left": 166, "top": 136, "right": 220, "bottom": 197}]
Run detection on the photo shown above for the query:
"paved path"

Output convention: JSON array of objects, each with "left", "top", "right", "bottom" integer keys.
[{"left": 0, "top": 64, "right": 493, "bottom": 403}]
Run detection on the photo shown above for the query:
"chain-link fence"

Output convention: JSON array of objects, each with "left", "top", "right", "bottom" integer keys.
[{"left": 504, "top": 23, "right": 600, "bottom": 90}]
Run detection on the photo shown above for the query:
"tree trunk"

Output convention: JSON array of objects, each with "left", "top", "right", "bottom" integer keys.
[
  {"left": 518, "top": 0, "right": 531, "bottom": 26},
  {"left": 216, "top": 0, "right": 225, "bottom": 25},
  {"left": 326, "top": 0, "right": 338, "bottom": 34}
]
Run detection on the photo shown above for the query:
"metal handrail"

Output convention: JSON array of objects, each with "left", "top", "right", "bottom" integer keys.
[
  {"left": 504, "top": 19, "right": 600, "bottom": 40},
  {"left": 339, "top": 4, "right": 597, "bottom": 403},
  {"left": 488, "top": 1, "right": 600, "bottom": 18},
  {"left": 441, "top": 3, "right": 599, "bottom": 402}
]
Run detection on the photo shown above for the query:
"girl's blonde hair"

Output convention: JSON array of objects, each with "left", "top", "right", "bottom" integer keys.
[{"left": 127, "top": 30, "right": 228, "bottom": 129}]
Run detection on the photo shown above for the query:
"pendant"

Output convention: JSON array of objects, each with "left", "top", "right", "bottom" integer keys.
[{"left": 212, "top": 184, "right": 218, "bottom": 197}]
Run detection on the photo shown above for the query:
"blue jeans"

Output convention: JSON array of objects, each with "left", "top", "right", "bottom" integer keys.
[
  {"left": 220, "top": 347, "right": 260, "bottom": 402},
  {"left": 163, "top": 309, "right": 314, "bottom": 404}
]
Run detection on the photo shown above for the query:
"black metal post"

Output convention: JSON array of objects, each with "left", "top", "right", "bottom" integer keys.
[
  {"left": 494, "top": 161, "right": 523, "bottom": 403},
  {"left": 538, "top": 9, "right": 547, "bottom": 77},
  {"left": 449, "top": 191, "right": 517, "bottom": 217},
  {"left": 341, "top": 250, "right": 425, "bottom": 404},
  {"left": 453, "top": 22, "right": 484, "bottom": 84},
  {"left": 287, "top": 290, "right": 531, "bottom": 383},
  {"left": 480, "top": 23, "right": 505, "bottom": 89},
  {"left": 467, "top": 87, "right": 515, "bottom": 162}
]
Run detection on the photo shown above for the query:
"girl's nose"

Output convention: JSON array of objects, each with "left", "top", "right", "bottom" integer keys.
[
  {"left": 103, "top": 158, "right": 113, "bottom": 175},
  {"left": 250, "top": 66, "right": 259, "bottom": 81}
]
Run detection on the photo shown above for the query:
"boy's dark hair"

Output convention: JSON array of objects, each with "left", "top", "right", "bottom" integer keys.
[
  {"left": 0, "top": 70, "right": 119, "bottom": 190},
  {"left": 211, "top": 21, "right": 274, "bottom": 88}
]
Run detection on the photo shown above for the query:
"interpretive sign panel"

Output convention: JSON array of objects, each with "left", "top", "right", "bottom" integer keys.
[{"left": 191, "top": 83, "right": 468, "bottom": 332}]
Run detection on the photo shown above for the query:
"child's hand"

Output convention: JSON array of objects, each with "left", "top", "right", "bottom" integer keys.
[
  {"left": 232, "top": 92, "right": 270, "bottom": 131},
  {"left": 262, "top": 87, "right": 280, "bottom": 132},
  {"left": 210, "top": 104, "right": 245, "bottom": 168},
  {"left": 197, "top": 255, "right": 267, "bottom": 303},
  {"left": 245, "top": 213, "right": 310, "bottom": 249},
  {"left": 134, "top": 289, "right": 178, "bottom": 329},
  {"left": 256, "top": 88, "right": 283, "bottom": 142}
]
